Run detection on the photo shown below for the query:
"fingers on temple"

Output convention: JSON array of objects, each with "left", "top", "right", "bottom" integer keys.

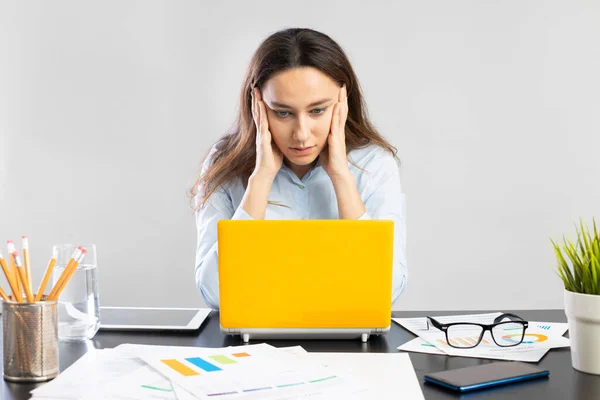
[
  {"left": 251, "top": 88, "right": 258, "bottom": 125},
  {"left": 331, "top": 102, "right": 340, "bottom": 133},
  {"left": 258, "top": 100, "right": 267, "bottom": 133}
]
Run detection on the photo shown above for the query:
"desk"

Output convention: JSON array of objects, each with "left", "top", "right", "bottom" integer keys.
[{"left": 1, "top": 309, "right": 598, "bottom": 399}]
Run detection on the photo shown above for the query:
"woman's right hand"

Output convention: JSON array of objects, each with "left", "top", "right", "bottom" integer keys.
[{"left": 251, "top": 87, "right": 283, "bottom": 180}]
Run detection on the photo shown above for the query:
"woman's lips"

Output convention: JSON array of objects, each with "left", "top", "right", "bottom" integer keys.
[{"left": 290, "top": 146, "right": 315, "bottom": 156}]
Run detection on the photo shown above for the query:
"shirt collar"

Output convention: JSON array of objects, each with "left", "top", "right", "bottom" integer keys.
[{"left": 280, "top": 158, "right": 323, "bottom": 181}]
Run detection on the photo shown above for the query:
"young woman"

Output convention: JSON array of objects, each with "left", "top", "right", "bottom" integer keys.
[{"left": 191, "top": 28, "right": 407, "bottom": 310}]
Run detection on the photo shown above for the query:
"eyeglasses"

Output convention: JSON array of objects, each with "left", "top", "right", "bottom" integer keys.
[{"left": 426, "top": 313, "right": 529, "bottom": 349}]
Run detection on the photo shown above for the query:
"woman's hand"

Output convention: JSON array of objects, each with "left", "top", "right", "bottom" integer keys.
[
  {"left": 239, "top": 88, "right": 283, "bottom": 219},
  {"left": 251, "top": 87, "right": 283, "bottom": 181},
  {"left": 320, "top": 84, "right": 351, "bottom": 181},
  {"left": 320, "top": 84, "right": 366, "bottom": 219}
]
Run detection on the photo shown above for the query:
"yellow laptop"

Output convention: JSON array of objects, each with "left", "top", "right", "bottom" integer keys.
[{"left": 217, "top": 219, "right": 394, "bottom": 342}]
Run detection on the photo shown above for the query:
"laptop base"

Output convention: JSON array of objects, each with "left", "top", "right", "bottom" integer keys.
[{"left": 221, "top": 326, "right": 391, "bottom": 343}]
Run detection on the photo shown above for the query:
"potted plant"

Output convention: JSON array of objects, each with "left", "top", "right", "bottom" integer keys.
[{"left": 552, "top": 218, "right": 600, "bottom": 375}]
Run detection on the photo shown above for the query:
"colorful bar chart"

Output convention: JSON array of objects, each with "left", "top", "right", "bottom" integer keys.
[
  {"left": 210, "top": 355, "right": 237, "bottom": 365},
  {"left": 161, "top": 359, "right": 199, "bottom": 376},
  {"left": 185, "top": 357, "right": 222, "bottom": 372},
  {"left": 161, "top": 351, "right": 251, "bottom": 376},
  {"left": 148, "top": 347, "right": 346, "bottom": 399}
]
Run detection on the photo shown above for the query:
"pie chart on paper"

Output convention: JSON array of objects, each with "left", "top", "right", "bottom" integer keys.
[{"left": 502, "top": 333, "right": 548, "bottom": 345}]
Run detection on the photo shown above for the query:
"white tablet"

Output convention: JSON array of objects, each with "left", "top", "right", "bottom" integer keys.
[{"left": 99, "top": 307, "right": 211, "bottom": 331}]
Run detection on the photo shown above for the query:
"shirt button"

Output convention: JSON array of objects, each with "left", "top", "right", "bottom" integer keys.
[{"left": 298, "top": 184, "right": 305, "bottom": 189}]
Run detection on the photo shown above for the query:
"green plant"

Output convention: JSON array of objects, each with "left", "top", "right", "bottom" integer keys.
[{"left": 551, "top": 218, "right": 600, "bottom": 295}]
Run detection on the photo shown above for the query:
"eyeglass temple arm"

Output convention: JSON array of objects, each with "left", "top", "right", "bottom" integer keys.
[
  {"left": 493, "top": 312, "right": 525, "bottom": 323},
  {"left": 426, "top": 317, "right": 444, "bottom": 330}
]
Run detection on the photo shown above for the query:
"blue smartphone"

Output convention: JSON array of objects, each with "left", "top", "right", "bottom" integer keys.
[{"left": 424, "top": 361, "right": 549, "bottom": 392}]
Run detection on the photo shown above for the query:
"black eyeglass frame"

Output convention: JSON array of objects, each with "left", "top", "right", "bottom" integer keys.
[{"left": 426, "top": 312, "right": 529, "bottom": 349}]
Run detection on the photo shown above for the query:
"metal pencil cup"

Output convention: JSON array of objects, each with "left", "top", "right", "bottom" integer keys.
[{"left": 2, "top": 297, "right": 59, "bottom": 382}]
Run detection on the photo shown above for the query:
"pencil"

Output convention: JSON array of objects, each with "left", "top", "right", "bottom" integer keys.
[
  {"left": 34, "top": 247, "right": 58, "bottom": 302},
  {"left": 13, "top": 252, "right": 34, "bottom": 302},
  {"left": 0, "top": 286, "right": 8, "bottom": 301},
  {"left": 49, "top": 247, "right": 87, "bottom": 301},
  {"left": 48, "top": 246, "right": 82, "bottom": 300},
  {"left": 22, "top": 236, "right": 33, "bottom": 298},
  {"left": 0, "top": 251, "right": 23, "bottom": 302},
  {"left": 6, "top": 241, "right": 22, "bottom": 296}
]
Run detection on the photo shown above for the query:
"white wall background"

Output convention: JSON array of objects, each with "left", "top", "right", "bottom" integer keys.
[{"left": 1, "top": 1, "right": 599, "bottom": 311}]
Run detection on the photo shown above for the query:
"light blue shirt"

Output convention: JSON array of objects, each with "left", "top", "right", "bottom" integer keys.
[{"left": 194, "top": 144, "right": 407, "bottom": 310}]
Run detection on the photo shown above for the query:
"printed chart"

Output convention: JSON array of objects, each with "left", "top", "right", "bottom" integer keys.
[{"left": 141, "top": 346, "right": 351, "bottom": 398}]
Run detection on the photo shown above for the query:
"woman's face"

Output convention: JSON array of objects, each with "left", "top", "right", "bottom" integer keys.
[{"left": 261, "top": 67, "right": 341, "bottom": 177}]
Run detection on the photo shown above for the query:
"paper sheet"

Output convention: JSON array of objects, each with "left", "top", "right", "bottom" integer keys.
[
  {"left": 88, "top": 365, "right": 177, "bottom": 400},
  {"left": 101, "top": 345, "right": 313, "bottom": 400},
  {"left": 305, "top": 352, "right": 425, "bottom": 400},
  {"left": 31, "top": 344, "right": 424, "bottom": 400},
  {"left": 398, "top": 337, "right": 447, "bottom": 355},
  {"left": 30, "top": 349, "right": 144, "bottom": 399},
  {"left": 139, "top": 343, "right": 364, "bottom": 399},
  {"left": 393, "top": 314, "right": 570, "bottom": 362},
  {"left": 172, "top": 383, "right": 200, "bottom": 400}
]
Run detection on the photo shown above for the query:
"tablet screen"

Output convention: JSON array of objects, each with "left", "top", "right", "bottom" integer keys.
[{"left": 100, "top": 308, "right": 201, "bottom": 327}]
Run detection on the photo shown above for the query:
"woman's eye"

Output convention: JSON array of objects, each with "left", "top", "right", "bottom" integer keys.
[
  {"left": 273, "top": 108, "right": 326, "bottom": 118},
  {"left": 274, "top": 110, "right": 290, "bottom": 118}
]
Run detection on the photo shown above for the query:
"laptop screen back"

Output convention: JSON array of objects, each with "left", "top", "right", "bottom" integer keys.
[{"left": 217, "top": 220, "right": 394, "bottom": 329}]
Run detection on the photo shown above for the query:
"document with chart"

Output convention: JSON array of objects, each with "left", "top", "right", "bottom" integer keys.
[{"left": 393, "top": 312, "right": 570, "bottom": 362}]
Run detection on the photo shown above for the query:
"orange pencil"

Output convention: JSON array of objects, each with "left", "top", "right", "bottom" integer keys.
[
  {"left": 0, "top": 286, "right": 8, "bottom": 301},
  {"left": 48, "top": 246, "right": 82, "bottom": 300},
  {"left": 22, "top": 236, "right": 33, "bottom": 296},
  {"left": 49, "top": 247, "right": 87, "bottom": 301},
  {"left": 13, "top": 252, "right": 34, "bottom": 302},
  {"left": 0, "top": 251, "right": 23, "bottom": 302},
  {"left": 6, "top": 241, "right": 22, "bottom": 295},
  {"left": 34, "top": 247, "right": 58, "bottom": 302}
]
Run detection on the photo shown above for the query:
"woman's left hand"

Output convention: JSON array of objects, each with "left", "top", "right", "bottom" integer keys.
[{"left": 320, "top": 84, "right": 351, "bottom": 180}]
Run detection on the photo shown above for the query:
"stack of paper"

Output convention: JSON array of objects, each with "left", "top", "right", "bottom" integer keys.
[
  {"left": 393, "top": 312, "right": 570, "bottom": 362},
  {"left": 30, "top": 343, "right": 425, "bottom": 399}
]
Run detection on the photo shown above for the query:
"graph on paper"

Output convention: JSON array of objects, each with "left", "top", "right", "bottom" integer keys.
[
  {"left": 395, "top": 314, "right": 570, "bottom": 362},
  {"left": 537, "top": 325, "right": 551, "bottom": 331},
  {"left": 437, "top": 336, "right": 490, "bottom": 347},
  {"left": 140, "top": 345, "right": 351, "bottom": 398},
  {"left": 160, "top": 352, "right": 251, "bottom": 377},
  {"left": 503, "top": 333, "right": 548, "bottom": 345}
]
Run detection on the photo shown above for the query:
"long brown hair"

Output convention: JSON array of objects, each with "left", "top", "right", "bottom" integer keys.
[{"left": 190, "top": 28, "right": 397, "bottom": 210}]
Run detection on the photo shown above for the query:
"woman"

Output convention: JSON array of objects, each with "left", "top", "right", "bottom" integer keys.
[{"left": 191, "top": 28, "right": 407, "bottom": 310}]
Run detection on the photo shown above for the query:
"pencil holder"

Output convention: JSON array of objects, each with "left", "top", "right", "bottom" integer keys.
[{"left": 2, "top": 296, "right": 59, "bottom": 382}]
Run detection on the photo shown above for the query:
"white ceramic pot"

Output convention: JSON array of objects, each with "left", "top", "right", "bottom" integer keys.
[{"left": 564, "top": 289, "right": 600, "bottom": 375}]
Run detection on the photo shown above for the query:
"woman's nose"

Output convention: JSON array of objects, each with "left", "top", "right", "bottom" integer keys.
[{"left": 292, "top": 116, "right": 311, "bottom": 142}]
